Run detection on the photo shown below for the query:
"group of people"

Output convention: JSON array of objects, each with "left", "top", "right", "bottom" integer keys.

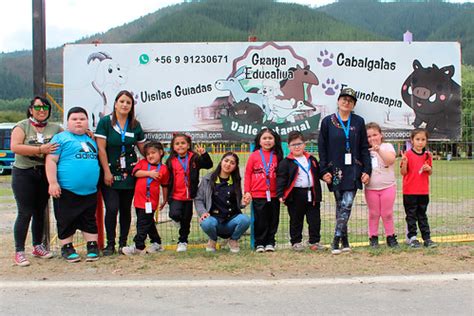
[{"left": 11, "top": 87, "right": 437, "bottom": 266}]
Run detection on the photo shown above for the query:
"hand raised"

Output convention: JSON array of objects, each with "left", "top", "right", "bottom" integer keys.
[{"left": 195, "top": 143, "right": 206, "bottom": 155}]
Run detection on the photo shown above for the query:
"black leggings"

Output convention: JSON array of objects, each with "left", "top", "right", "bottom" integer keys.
[
  {"left": 101, "top": 186, "right": 134, "bottom": 247},
  {"left": 12, "top": 167, "right": 50, "bottom": 252}
]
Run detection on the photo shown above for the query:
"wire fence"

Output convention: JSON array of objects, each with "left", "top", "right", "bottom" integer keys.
[
  {"left": 0, "top": 83, "right": 472, "bottom": 256},
  {"left": 0, "top": 142, "right": 472, "bottom": 257}
]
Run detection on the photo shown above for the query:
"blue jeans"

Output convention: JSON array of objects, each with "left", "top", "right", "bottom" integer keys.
[
  {"left": 200, "top": 214, "right": 251, "bottom": 241},
  {"left": 334, "top": 190, "right": 357, "bottom": 237}
]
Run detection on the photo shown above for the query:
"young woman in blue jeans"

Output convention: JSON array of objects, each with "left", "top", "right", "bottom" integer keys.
[
  {"left": 195, "top": 152, "right": 250, "bottom": 253},
  {"left": 318, "top": 88, "right": 372, "bottom": 254}
]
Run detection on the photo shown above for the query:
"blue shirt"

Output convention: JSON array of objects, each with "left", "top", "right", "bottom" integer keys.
[{"left": 51, "top": 131, "right": 100, "bottom": 195}]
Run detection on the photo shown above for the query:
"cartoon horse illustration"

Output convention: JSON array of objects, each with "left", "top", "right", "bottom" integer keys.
[
  {"left": 278, "top": 64, "right": 319, "bottom": 108},
  {"left": 86, "top": 51, "right": 127, "bottom": 127}
]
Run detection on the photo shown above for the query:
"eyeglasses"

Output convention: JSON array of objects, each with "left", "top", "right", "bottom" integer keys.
[
  {"left": 33, "top": 105, "right": 49, "bottom": 111},
  {"left": 289, "top": 142, "right": 304, "bottom": 148}
]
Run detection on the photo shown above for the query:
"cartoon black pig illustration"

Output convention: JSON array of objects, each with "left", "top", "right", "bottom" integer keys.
[
  {"left": 401, "top": 59, "right": 461, "bottom": 139},
  {"left": 230, "top": 99, "right": 264, "bottom": 124}
]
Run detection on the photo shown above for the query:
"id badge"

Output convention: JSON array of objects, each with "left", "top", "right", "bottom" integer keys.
[
  {"left": 266, "top": 190, "right": 271, "bottom": 202},
  {"left": 307, "top": 189, "right": 312, "bottom": 202},
  {"left": 345, "top": 153, "right": 352, "bottom": 165},
  {"left": 145, "top": 202, "right": 153, "bottom": 214},
  {"left": 36, "top": 133, "right": 44, "bottom": 143},
  {"left": 371, "top": 156, "right": 379, "bottom": 169},
  {"left": 120, "top": 156, "right": 126, "bottom": 169}
]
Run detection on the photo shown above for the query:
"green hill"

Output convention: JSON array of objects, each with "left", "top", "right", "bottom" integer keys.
[{"left": 0, "top": 0, "right": 471, "bottom": 101}]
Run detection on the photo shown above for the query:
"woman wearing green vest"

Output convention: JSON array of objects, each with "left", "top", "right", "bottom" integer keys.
[
  {"left": 95, "top": 90, "right": 146, "bottom": 255},
  {"left": 10, "top": 96, "right": 62, "bottom": 266}
]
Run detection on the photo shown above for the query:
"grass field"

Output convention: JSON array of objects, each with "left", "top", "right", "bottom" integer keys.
[{"left": 0, "top": 157, "right": 472, "bottom": 257}]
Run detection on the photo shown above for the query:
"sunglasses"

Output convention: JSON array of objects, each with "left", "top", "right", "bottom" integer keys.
[{"left": 33, "top": 105, "right": 49, "bottom": 111}]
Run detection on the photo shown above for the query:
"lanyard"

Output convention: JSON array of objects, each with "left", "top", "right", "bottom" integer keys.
[
  {"left": 116, "top": 119, "right": 129, "bottom": 154},
  {"left": 177, "top": 153, "right": 189, "bottom": 187},
  {"left": 259, "top": 149, "right": 273, "bottom": 188},
  {"left": 336, "top": 112, "right": 351, "bottom": 152},
  {"left": 146, "top": 163, "right": 161, "bottom": 200},
  {"left": 293, "top": 158, "right": 311, "bottom": 185}
]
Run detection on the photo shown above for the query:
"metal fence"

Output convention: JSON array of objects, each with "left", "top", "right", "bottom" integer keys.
[
  {"left": 0, "top": 141, "right": 472, "bottom": 257},
  {"left": 0, "top": 83, "right": 472, "bottom": 257}
]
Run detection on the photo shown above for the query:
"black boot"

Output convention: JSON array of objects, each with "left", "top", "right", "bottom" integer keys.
[
  {"left": 369, "top": 236, "right": 379, "bottom": 248},
  {"left": 341, "top": 235, "right": 351, "bottom": 252},
  {"left": 331, "top": 236, "right": 341, "bottom": 255},
  {"left": 386, "top": 235, "right": 399, "bottom": 248},
  {"left": 102, "top": 242, "right": 116, "bottom": 256}
]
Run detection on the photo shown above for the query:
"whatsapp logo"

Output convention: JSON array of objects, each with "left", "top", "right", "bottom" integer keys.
[{"left": 139, "top": 53, "right": 150, "bottom": 65}]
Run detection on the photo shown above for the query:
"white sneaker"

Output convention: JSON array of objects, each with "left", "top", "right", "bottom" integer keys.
[
  {"left": 265, "top": 244, "right": 275, "bottom": 252},
  {"left": 121, "top": 245, "right": 145, "bottom": 256},
  {"left": 292, "top": 242, "right": 305, "bottom": 251},
  {"left": 206, "top": 240, "right": 216, "bottom": 252},
  {"left": 228, "top": 239, "right": 240, "bottom": 253},
  {"left": 255, "top": 245, "right": 265, "bottom": 253},
  {"left": 176, "top": 242, "right": 187, "bottom": 252},
  {"left": 147, "top": 242, "right": 164, "bottom": 253}
]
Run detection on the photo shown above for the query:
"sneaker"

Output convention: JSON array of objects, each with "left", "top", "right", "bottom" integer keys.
[
  {"left": 369, "top": 236, "right": 379, "bottom": 248},
  {"left": 386, "top": 234, "right": 399, "bottom": 248},
  {"left": 341, "top": 236, "right": 351, "bottom": 252},
  {"left": 264, "top": 244, "right": 275, "bottom": 252},
  {"left": 102, "top": 243, "right": 116, "bottom": 256},
  {"left": 408, "top": 236, "right": 422, "bottom": 248},
  {"left": 206, "top": 240, "right": 217, "bottom": 252},
  {"left": 255, "top": 245, "right": 265, "bottom": 253},
  {"left": 14, "top": 251, "right": 30, "bottom": 267},
  {"left": 292, "top": 242, "right": 305, "bottom": 251},
  {"left": 309, "top": 242, "right": 326, "bottom": 251},
  {"left": 32, "top": 244, "right": 53, "bottom": 259},
  {"left": 86, "top": 241, "right": 99, "bottom": 262},
  {"left": 331, "top": 236, "right": 341, "bottom": 255},
  {"left": 176, "top": 242, "right": 187, "bottom": 252},
  {"left": 228, "top": 239, "right": 240, "bottom": 253},
  {"left": 61, "top": 244, "right": 81, "bottom": 263},
  {"left": 121, "top": 245, "right": 146, "bottom": 256},
  {"left": 147, "top": 242, "right": 165, "bottom": 253},
  {"left": 424, "top": 239, "right": 438, "bottom": 248}
]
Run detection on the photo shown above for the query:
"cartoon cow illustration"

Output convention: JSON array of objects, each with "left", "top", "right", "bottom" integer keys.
[
  {"left": 401, "top": 59, "right": 461, "bottom": 139},
  {"left": 87, "top": 51, "right": 127, "bottom": 127}
]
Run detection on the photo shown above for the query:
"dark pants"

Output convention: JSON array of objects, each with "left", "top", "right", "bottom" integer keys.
[
  {"left": 334, "top": 190, "right": 357, "bottom": 237},
  {"left": 252, "top": 198, "right": 280, "bottom": 247},
  {"left": 287, "top": 188, "right": 321, "bottom": 244},
  {"left": 12, "top": 166, "right": 49, "bottom": 252},
  {"left": 169, "top": 200, "right": 193, "bottom": 243},
  {"left": 403, "top": 194, "right": 431, "bottom": 240},
  {"left": 101, "top": 186, "right": 134, "bottom": 247},
  {"left": 133, "top": 208, "right": 161, "bottom": 250}
]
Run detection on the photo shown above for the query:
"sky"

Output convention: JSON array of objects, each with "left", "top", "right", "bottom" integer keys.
[{"left": 0, "top": 0, "right": 470, "bottom": 53}]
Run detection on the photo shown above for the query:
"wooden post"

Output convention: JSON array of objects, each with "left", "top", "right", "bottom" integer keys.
[
  {"left": 32, "top": 0, "right": 46, "bottom": 97},
  {"left": 33, "top": 0, "right": 49, "bottom": 248}
]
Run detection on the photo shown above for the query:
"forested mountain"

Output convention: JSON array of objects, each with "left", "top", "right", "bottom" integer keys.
[
  {"left": 320, "top": 1, "right": 474, "bottom": 61},
  {"left": 0, "top": 0, "right": 472, "bottom": 100}
]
